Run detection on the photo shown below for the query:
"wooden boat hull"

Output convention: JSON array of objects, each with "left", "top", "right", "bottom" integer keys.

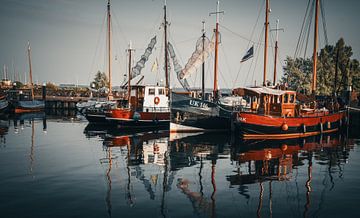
[
  {"left": 170, "top": 92, "right": 232, "bottom": 133},
  {"left": 105, "top": 108, "right": 170, "bottom": 129},
  {"left": 14, "top": 100, "right": 45, "bottom": 113},
  {"left": 235, "top": 110, "right": 347, "bottom": 139}
]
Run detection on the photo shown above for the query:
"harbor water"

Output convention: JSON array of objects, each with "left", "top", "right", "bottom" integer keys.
[{"left": 0, "top": 113, "right": 359, "bottom": 217}]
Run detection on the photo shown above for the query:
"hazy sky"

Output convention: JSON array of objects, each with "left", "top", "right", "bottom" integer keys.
[{"left": 0, "top": 0, "right": 359, "bottom": 89}]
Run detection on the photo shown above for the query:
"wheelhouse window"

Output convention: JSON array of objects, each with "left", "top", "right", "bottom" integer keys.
[
  {"left": 290, "top": 94, "right": 295, "bottom": 103},
  {"left": 158, "top": 88, "right": 165, "bottom": 95},
  {"left": 284, "top": 94, "right": 289, "bottom": 103},
  {"left": 149, "top": 88, "right": 155, "bottom": 95}
]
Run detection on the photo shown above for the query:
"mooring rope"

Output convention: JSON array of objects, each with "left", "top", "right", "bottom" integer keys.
[{"left": 347, "top": 106, "right": 360, "bottom": 112}]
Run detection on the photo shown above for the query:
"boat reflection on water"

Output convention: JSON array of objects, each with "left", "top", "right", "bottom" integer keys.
[
  {"left": 11, "top": 112, "right": 47, "bottom": 175},
  {"left": 169, "top": 132, "right": 231, "bottom": 218},
  {"left": 101, "top": 129, "right": 171, "bottom": 216},
  {"left": 0, "top": 118, "right": 9, "bottom": 145},
  {"left": 230, "top": 133, "right": 353, "bottom": 217},
  {"left": 98, "top": 128, "right": 356, "bottom": 217}
]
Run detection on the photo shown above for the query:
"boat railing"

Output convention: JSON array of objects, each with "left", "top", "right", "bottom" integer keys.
[{"left": 142, "top": 106, "right": 170, "bottom": 113}]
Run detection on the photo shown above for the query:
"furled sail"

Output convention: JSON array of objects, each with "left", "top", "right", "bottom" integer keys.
[
  {"left": 168, "top": 42, "right": 190, "bottom": 90},
  {"left": 131, "top": 36, "right": 157, "bottom": 79},
  {"left": 180, "top": 36, "right": 215, "bottom": 80}
]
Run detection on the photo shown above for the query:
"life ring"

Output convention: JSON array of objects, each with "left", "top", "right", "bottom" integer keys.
[
  {"left": 281, "top": 123, "right": 288, "bottom": 131},
  {"left": 154, "top": 97, "right": 160, "bottom": 105}
]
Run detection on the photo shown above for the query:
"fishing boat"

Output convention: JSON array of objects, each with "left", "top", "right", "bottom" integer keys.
[
  {"left": 84, "top": 0, "right": 116, "bottom": 124},
  {"left": 234, "top": 0, "right": 347, "bottom": 139},
  {"left": 105, "top": 2, "right": 171, "bottom": 129},
  {"left": 170, "top": 2, "right": 233, "bottom": 133},
  {"left": 13, "top": 42, "right": 45, "bottom": 113}
]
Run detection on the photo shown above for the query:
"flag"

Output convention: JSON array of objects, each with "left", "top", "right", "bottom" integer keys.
[
  {"left": 151, "top": 58, "right": 158, "bottom": 72},
  {"left": 240, "top": 46, "right": 254, "bottom": 63}
]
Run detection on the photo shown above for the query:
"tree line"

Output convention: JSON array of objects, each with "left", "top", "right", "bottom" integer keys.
[{"left": 282, "top": 38, "right": 359, "bottom": 96}]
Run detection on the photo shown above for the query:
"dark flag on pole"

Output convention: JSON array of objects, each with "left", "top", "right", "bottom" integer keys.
[{"left": 240, "top": 46, "right": 254, "bottom": 63}]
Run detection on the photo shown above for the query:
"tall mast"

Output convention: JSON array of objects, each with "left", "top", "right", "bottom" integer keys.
[
  {"left": 273, "top": 19, "right": 280, "bottom": 86},
  {"left": 263, "top": 0, "right": 269, "bottom": 86},
  {"left": 210, "top": 1, "right": 224, "bottom": 100},
  {"left": 27, "top": 42, "right": 34, "bottom": 100},
  {"left": 107, "top": 0, "right": 113, "bottom": 100},
  {"left": 127, "top": 41, "right": 134, "bottom": 107},
  {"left": 312, "top": 0, "right": 319, "bottom": 94},
  {"left": 164, "top": 0, "right": 169, "bottom": 90},
  {"left": 201, "top": 21, "right": 206, "bottom": 101}
]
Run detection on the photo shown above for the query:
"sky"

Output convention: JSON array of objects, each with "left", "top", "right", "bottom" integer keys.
[{"left": 0, "top": 0, "right": 359, "bottom": 89}]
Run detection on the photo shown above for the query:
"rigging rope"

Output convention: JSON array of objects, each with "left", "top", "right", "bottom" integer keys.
[
  {"left": 250, "top": 27, "right": 265, "bottom": 85},
  {"left": 231, "top": 0, "right": 265, "bottom": 88},
  {"left": 294, "top": 0, "right": 311, "bottom": 58},
  {"left": 303, "top": 1, "right": 314, "bottom": 59},
  {"left": 88, "top": 12, "right": 107, "bottom": 85},
  {"left": 320, "top": 0, "right": 329, "bottom": 46}
]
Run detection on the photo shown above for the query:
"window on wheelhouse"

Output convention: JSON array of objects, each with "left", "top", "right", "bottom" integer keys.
[
  {"left": 149, "top": 88, "right": 155, "bottom": 95},
  {"left": 158, "top": 88, "right": 165, "bottom": 95},
  {"left": 284, "top": 94, "right": 289, "bottom": 103}
]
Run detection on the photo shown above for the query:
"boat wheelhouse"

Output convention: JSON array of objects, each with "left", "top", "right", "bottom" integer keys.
[{"left": 105, "top": 85, "right": 170, "bottom": 128}]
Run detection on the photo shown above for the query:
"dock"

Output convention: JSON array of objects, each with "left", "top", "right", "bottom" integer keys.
[{"left": 40, "top": 96, "right": 89, "bottom": 110}]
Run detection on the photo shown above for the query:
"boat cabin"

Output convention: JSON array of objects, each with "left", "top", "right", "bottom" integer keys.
[
  {"left": 240, "top": 87, "right": 297, "bottom": 117},
  {"left": 127, "top": 85, "right": 169, "bottom": 112}
]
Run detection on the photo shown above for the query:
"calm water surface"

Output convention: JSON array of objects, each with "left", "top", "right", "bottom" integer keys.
[{"left": 0, "top": 113, "right": 359, "bottom": 218}]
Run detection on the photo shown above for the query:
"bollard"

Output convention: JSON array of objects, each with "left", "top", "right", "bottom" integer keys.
[{"left": 42, "top": 83, "right": 46, "bottom": 100}]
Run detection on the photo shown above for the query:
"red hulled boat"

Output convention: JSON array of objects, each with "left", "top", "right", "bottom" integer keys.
[
  {"left": 105, "top": 85, "right": 170, "bottom": 128},
  {"left": 234, "top": 0, "right": 346, "bottom": 139},
  {"left": 235, "top": 87, "right": 346, "bottom": 139}
]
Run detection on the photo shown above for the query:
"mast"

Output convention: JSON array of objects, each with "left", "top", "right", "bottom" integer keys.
[
  {"left": 272, "top": 19, "right": 283, "bottom": 86},
  {"left": 210, "top": 1, "right": 224, "bottom": 100},
  {"left": 334, "top": 47, "right": 340, "bottom": 96},
  {"left": 107, "top": 0, "right": 113, "bottom": 100},
  {"left": 127, "top": 41, "right": 134, "bottom": 107},
  {"left": 202, "top": 21, "right": 206, "bottom": 101},
  {"left": 164, "top": 0, "right": 169, "bottom": 90},
  {"left": 27, "top": 42, "right": 34, "bottom": 100},
  {"left": 312, "top": 0, "right": 319, "bottom": 94},
  {"left": 263, "top": 0, "right": 269, "bottom": 86}
]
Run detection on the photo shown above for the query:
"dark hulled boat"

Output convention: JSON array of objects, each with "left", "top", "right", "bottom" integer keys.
[
  {"left": 170, "top": 2, "right": 233, "bottom": 133},
  {"left": 84, "top": 0, "right": 115, "bottom": 124},
  {"left": 170, "top": 92, "right": 232, "bottom": 132}
]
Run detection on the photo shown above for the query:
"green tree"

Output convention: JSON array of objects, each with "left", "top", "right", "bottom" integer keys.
[
  {"left": 282, "top": 57, "right": 312, "bottom": 94},
  {"left": 46, "top": 82, "right": 58, "bottom": 90},
  {"left": 91, "top": 71, "right": 109, "bottom": 90},
  {"left": 282, "top": 38, "right": 360, "bottom": 95}
]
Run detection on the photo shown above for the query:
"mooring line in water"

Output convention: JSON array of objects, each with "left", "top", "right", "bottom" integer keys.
[{"left": 347, "top": 106, "right": 360, "bottom": 112}]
